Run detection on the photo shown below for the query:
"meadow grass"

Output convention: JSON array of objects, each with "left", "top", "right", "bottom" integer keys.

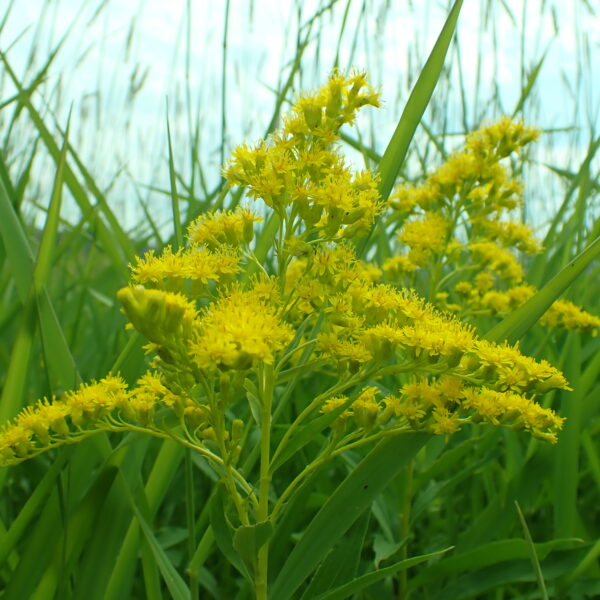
[{"left": 0, "top": 1, "right": 599, "bottom": 599}]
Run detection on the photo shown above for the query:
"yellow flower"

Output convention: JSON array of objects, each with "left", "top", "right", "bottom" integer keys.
[
  {"left": 190, "top": 284, "right": 294, "bottom": 371},
  {"left": 383, "top": 255, "right": 418, "bottom": 278},
  {"left": 66, "top": 376, "right": 128, "bottom": 425},
  {"left": 187, "top": 207, "right": 262, "bottom": 248},
  {"left": 118, "top": 286, "right": 198, "bottom": 346},
  {"left": 398, "top": 212, "right": 449, "bottom": 260},
  {"left": 479, "top": 220, "right": 541, "bottom": 254},
  {"left": 321, "top": 395, "right": 352, "bottom": 432},
  {"left": 0, "top": 425, "right": 34, "bottom": 461},
  {"left": 352, "top": 387, "right": 381, "bottom": 428},
  {"left": 465, "top": 116, "right": 539, "bottom": 159},
  {"left": 131, "top": 246, "right": 240, "bottom": 292},
  {"left": 428, "top": 408, "right": 461, "bottom": 435},
  {"left": 469, "top": 241, "right": 524, "bottom": 282},
  {"left": 541, "top": 298, "right": 600, "bottom": 336}
]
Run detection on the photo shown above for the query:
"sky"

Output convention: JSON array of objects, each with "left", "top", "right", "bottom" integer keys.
[{"left": 1, "top": 0, "right": 599, "bottom": 230}]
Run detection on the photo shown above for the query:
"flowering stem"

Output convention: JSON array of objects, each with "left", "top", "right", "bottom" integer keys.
[
  {"left": 201, "top": 375, "right": 251, "bottom": 527},
  {"left": 270, "top": 373, "right": 360, "bottom": 470},
  {"left": 255, "top": 363, "right": 275, "bottom": 600},
  {"left": 398, "top": 459, "right": 414, "bottom": 600},
  {"left": 428, "top": 203, "right": 460, "bottom": 299},
  {"left": 184, "top": 449, "right": 199, "bottom": 599},
  {"left": 271, "top": 426, "right": 411, "bottom": 521}
]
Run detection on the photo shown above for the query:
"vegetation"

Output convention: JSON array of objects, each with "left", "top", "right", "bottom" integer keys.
[{"left": 0, "top": 1, "right": 599, "bottom": 599}]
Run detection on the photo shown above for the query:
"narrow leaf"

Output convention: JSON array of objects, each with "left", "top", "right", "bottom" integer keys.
[
  {"left": 233, "top": 521, "right": 274, "bottom": 575},
  {"left": 318, "top": 547, "right": 453, "bottom": 600},
  {"left": 128, "top": 499, "right": 191, "bottom": 600},
  {"left": 377, "top": 0, "right": 463, "bottom": 202},
  {"left": 166, "top": 110, "right": 184, "bottom": 249},
  {"left": 515, "top": 501, "right": 549, "bottom": 600},
  {"left": 271, "top": 433, "right": 429, "bottom": 600}
]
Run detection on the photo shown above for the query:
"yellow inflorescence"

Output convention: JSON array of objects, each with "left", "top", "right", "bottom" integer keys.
[
  {"left": 131, "top": 246, "right": 241, "bottom": 293},
  {"left": 190, "top": 283, "right": 294, "bottom": 371},
  {"left": 0, "top": 377, "right": 128, "bottom": 464},
  {"left": 222, "top": 70, "right": 383, "bottom": 238},
  {"left": 1, "top": 73, "right": 593, "bottom": 470},
  {"left": 187, "top": 207, "right": 262, "bottom": 249},
  {"left": 386, "top": 114, "right": 598, "bottom": 337}
]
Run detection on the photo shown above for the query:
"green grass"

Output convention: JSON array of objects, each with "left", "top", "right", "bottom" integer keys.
[{"left": 0, "top": 1, "right": 599, "bottom": 599}]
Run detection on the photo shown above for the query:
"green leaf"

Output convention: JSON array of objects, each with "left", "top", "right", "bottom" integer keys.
[
  {"left": 377, "top": 0, "right": 463, "bottom": 202},
  {"left": 127, "top": 494, "right": 191, "bottom": 600},
  {"left": 300, "top": 511, "right": 370, "bottom": 599},
  {"left": 0, "top": 177, "right": 34, "bottom": 299},
  {"left": 270, "top": 395, "right": 355, "bottom": 472},
  {"left": 270, "top": 433, "right": 430, "bottom": 600},
  {"left": 317, "top": 547, "right": 453, "bottom": 600},
  {"left": 166, "top": 111, "right": 184, "bottom": 250},
  {"left": 233, "top": 521, "right": 274, "bottom": 576},
  {"left": 28, "top": 458, "right": 122, "bottom": 600},
  {"left": 434, "top": 544, "right": 589, "bottom": 599},
  {"left": 0, "top": 119, "right": 80, "bottom": 432},
  {"left": 373, "top": 534, "right": 404, "bottom": 569},
  {"left": 511, "top": 49, "right": 548, "bottom": 117},
  {"left": 104, "top": 441, "right": 184, "bottom": 600},
  {"left": 408, "top": 537, "right": 582, "bottom": 591},
  {"left": 515, "top": 501, "right": 549, "bottom": 600},
  {"left": 553, "top": 333, "right": 582, "bottom": 539},
  {"left": 209, "top": 484, "right": 252, "bottom": 582},
  {"left": 33, "top": 110, "right": 70, "bottom": 289},
  {"left": 245, "top": 377, "right": 262, "bottom": 426},
  {"left": 0, "top": 450, "right": 70, "bottom": 569},
  {"left": 0, "top": 50, "right": 133, "bottom": 278}
]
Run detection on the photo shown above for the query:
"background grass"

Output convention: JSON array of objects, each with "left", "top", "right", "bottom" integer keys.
[{"left": 0, "top": 0, "right": 599, "bottom": 598}]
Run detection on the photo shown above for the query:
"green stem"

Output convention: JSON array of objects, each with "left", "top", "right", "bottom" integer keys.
[
  {"left": 271, "top": 425, "right": 412, "bottom": 521},
  {"left": 105, "top": 418, "right": 258, "bottom": 512},
  {"left": 270, "top": 373, "right": 360, "bottom": 470},
  {"left": 215, "top": 419, "right": 250, "bottom": 527},
  {"left": 255, "top": 363, "right": 275, "bottom": 600},
  {"left": 398, "top": 459, "right": 414, "bottom": 600},
  {"left": 184, "top": 449, "right": 199, "bottom": 600},
  {"left": 428, "top": 203, "right": 461, "bottom": 299}
]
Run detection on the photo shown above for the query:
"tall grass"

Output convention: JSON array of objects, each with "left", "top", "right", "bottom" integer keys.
[{"left": 0, "top": 1, "right": 599, "bottom": 598}]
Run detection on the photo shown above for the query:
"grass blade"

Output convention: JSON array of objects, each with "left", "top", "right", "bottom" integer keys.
[
  {"left": 270, "top": 433, "right": 430, "bottom": 600},
  {"left": 515, "top": 501, "right": 549, "bottom": 600},
  {"left": 377, "top": 0, "right": 463, "bottom": 202},
  {"left": 127, "top": 497, "right": 191, "bottom": 600},
  {"left": 0, "top": 116, "right": 78, "bottom": 429},
  {"left": 317, "top": 547, "right": 453, "bottom": 600},
  {"left": 166, "top": 110, "right": 184, "bottom": 249}
]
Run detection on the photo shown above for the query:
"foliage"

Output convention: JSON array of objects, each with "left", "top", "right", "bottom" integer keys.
[{"left": 1, "top": 1, "right": 599, "bottom": 599}]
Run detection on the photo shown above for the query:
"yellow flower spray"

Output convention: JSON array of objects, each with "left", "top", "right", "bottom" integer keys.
[{"left": 1, "top": 72, "right": 592, "bottom": 599}]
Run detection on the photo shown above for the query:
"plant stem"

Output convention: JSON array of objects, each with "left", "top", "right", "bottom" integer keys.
[
  {"left": 255, "top": 364, "right": 274, "bottom": 600},
  {"left": 398, "top": 459, "right": 414, "bottom": 600},
  {"left": 184, "top": 449, "right": 199, "bottom": 599}
]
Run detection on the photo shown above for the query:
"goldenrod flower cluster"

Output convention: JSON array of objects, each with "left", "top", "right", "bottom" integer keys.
[
  {"left": 455, "top": 282, "right": 600, "bottom": 335},
  {"left": 187, "top": 207, "right": 262, "bottom": 249},
  {"left": 386, "top": 116, "right": 599, "bottom": 336},
  {"left": 223, "top": 70, "right": 383, "bottom": 239},
  {"left": 191, "top": 283, "right": 294, "bottom": 371},
  {"left": 131, "top": 245, "right": 240, "bottom": 295},
  {"left": 0, "top": 74, "right": 583, "bottom": 471}
]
